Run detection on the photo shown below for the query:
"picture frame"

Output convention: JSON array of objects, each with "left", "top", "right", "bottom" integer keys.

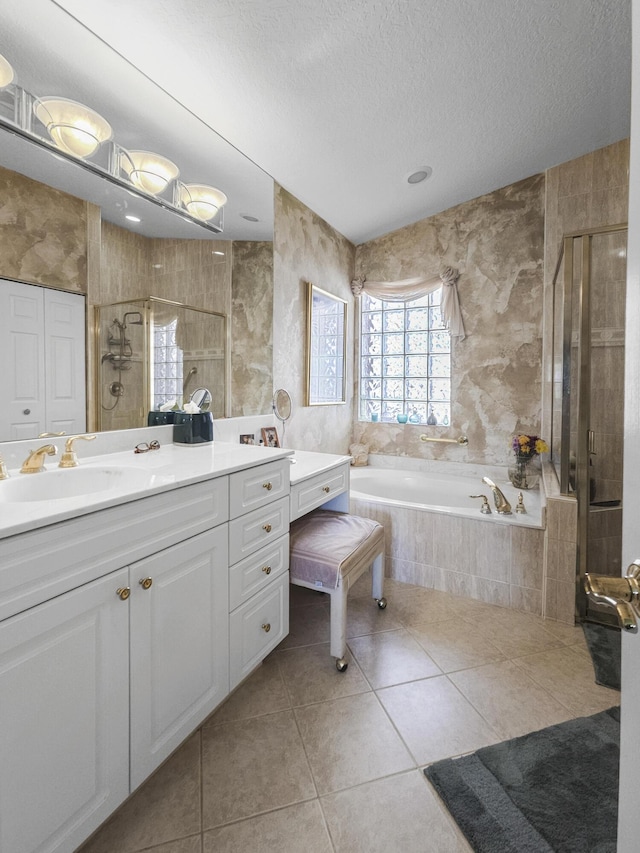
[
  {"left": 261, "top": 426, "right": 280, "bottom": 447},
  {"left": 239, "top": 433, "right": 255, "bottom": 445}
]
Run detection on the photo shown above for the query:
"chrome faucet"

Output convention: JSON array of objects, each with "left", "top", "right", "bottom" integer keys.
[
  {"left": 20, "top": 444, "right": 57, "bottom": 474},
  {"left": 482, "top": 476, "right": 512, "bottom": 514}
]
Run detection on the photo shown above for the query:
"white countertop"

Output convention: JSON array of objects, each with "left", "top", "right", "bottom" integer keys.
[
  {"left": 0, "top": 442, "right": 353, "bottom": 540},
  {"left": 0, "top": 441, "right": 293, "bottom": 539}
]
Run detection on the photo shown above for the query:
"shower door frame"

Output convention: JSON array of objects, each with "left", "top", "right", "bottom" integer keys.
[{"left": 552, "top": 223, "right": 628, "bottom": 622}]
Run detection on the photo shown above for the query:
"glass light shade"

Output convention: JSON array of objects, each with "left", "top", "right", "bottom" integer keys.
[
  {"left": 179, "top": 183, "right": 227, "bottom": 222},
  {"left": 0, "top": 54, "right": 14, "bottom": 89},
  {"left": 120, "top": 149, "right": 180, "bottom": 195},
  {"left": 33, "top": 97, "right": 112, "bottom": 158}
]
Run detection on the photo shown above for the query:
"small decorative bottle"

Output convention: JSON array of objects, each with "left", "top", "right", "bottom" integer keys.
[{"left": 408, "top": 408, "right": 420, "bottom": 424}]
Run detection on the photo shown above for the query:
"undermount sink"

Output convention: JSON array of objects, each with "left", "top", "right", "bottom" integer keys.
[{"left": 0, "top": 466, "right": 158, "bottom": 502}]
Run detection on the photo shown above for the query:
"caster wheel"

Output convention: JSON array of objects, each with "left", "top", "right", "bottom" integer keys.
[
  {"left": 376, "top": 597, "right": 387, "bottom": 610},
  {"left": 336, "top": 658, "right": 348, "bottom": 672}
]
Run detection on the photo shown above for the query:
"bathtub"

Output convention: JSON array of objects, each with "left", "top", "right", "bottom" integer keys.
[
  {"left": 349, "top": 465, "right": 542, "bottom": 527},
  {"left": 349, "top": 462, "right": 546, "bottom": 614}
]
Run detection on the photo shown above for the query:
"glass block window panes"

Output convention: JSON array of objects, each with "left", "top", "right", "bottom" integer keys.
[
  {"left": 359, "top": 290, "right": 451, "bottom": 424},
  {"left": 309, "top": 293, "right": 345, "bottom": 403},
  {"left": 153, "top": 318, "right": 183, "bottom": 408}
]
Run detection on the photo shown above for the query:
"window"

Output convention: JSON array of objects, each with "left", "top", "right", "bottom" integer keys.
[
  {"left": 153, "top": 317, "right": 183, "bottom": 408},
  {"left": 359, "top": 290, "right": 451, "bottom": 425}
]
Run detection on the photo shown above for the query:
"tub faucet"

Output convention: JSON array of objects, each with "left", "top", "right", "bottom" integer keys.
[{"left": 482, "top": 477, "right": 512, "bottom": 514}]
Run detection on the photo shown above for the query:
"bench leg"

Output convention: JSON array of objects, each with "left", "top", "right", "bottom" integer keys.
[
  {"left": 371, "top": 552, "right": 387, "bottom": 608},
  {"left": 330, "top": 585, "right": 348, "bottom": 670}
]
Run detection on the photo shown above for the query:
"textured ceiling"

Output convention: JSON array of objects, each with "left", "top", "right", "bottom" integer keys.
[{"left": 6, "top": 0, "right": 634, "bottom": 244}]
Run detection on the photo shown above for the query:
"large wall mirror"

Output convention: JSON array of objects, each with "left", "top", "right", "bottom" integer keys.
[
  {"left": 305, "top": 283, "right": 347, "bottom": 406},
  {"left": 0, "top": 1, "right": 275, "bottom": 441}
]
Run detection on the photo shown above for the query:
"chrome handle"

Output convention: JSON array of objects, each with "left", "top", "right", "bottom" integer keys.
[
  {"left": 263, "top": 482, "right": 273, "bottom": 491},
  {"left": 322, "top": 485, "right": 330, "bottom": 493},
  {"left": 584, "top": 566, "right": 640, "bottom": 632},
  {"left": 262, "top": 565, "right": 272, "bottom": 575},
  {"left": 262, "top": 523, "right": 272, "bottom": 533},
  {"left": 139, "top": 577, "right": 153, "bottom": 590},
  {"left": 116, "top": 587, "right": 130, "bottom": 601},
  {"left": 262, "top": 623, "right": 271, "bottom": 633}
]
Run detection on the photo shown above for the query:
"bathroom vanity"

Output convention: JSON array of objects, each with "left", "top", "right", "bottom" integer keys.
[{"left": 0, "top": 438, "right": 350, "bottom": 853}]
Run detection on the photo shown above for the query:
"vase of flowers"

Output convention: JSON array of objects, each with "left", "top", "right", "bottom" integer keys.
[{"left": 508, "top": 434, "right": 548, "bottom": 489}]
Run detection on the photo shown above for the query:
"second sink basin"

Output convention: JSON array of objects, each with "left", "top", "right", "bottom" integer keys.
[{"left": 0, "top": 466, "right": 159, "bottom": 502}]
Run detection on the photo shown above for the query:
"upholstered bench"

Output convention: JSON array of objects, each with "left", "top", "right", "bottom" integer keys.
[{"left": 289, "top": 509, "right": 386, "bottom": 671}]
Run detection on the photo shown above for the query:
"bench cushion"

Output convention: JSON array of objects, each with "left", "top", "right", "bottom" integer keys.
[{"left": 289, "top": 510, "right": 384, "bottom": 589}]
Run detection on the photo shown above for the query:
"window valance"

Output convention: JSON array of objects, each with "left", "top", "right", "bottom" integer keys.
[{"left": 350, "top": 266, "right": 465, "bottom": 339}]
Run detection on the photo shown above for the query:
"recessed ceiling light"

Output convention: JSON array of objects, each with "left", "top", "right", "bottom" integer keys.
[
  {"left": 407, "top": 168, "right": 433, "bottom": 184},
  {"left": 213, "top": 250, "right": 225, "bottom": 256},
  {"left": 241, "top": 214, "right": 259, "bottom": 222},
  {"left": 125, "top": 214, "right": 141, "bottom": 222}
]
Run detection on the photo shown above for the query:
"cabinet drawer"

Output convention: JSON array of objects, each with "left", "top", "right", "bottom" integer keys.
[
  {"left": 229, "top": 534, "right": 289, "bottom": 612},
  {"left": 229, "top": 571, "right": 289, "bottom": 690},
  {"left": 0, "top": 477, "right": 229, "bottom": 622},
  {"left": 229, "top": 459, "right": 290, "bottom": 518},
  {"left": 228, "top": 496, "right": 289, "bottom": 565},
  {"left": 290, "top": 464, "right": 349, "bottom": 520}
]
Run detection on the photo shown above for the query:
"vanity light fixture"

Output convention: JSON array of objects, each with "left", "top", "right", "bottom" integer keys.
[
  {"left": 125, "top": 214, "right": 141, "bottom": 223},
  {"left": 33, "top": 97, "right": 113, "bottom": 159},
  {"left": 0, "top": 54, "right": 14, "bottom": 89},
  {"left": 178, "top": 183, "right": 227, "bottom": 222},
  {"left": 120, "top": 149, "right": 180, "bottom": 196}
]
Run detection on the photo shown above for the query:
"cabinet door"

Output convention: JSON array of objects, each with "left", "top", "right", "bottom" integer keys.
[
  {"left": 0, "top": 568, "right": 129, "bottom": 853},
  {"left": 130, "top": 527, "right": 229, "bottom": 789}
]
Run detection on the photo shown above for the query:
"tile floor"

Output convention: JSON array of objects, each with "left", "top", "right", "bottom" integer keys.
[{"left": 77, "top": 576, "right": 620, "bottom": 853}]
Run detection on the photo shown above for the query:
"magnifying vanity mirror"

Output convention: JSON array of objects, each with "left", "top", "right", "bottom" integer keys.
[
  {"left": 190, "top": 388, "right": 212, "bottom": 411},
  {"left": 0, "top": 2, "right": 275, "bottom": 441},
  {"left": 272, "top": 388, "right": 292, "bottom": 446}
]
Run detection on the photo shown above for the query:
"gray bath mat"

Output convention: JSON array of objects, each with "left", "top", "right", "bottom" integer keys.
[
  {"left": 424, "top": 706, "right": 620, "bottom": 853},
  {"left": 582, "top": 622, "right": 621, "bottom": 690}
]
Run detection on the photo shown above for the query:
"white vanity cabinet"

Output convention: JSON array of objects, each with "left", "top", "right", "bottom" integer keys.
[
  {"left": 0, "top": 568, "right": 130, "bottom": 853},
  {"left": 129, "top": 525, "right": 229, "bottom": 790},
  {"left": 228, "top": 459, "right": 290, "bottom": 689}
]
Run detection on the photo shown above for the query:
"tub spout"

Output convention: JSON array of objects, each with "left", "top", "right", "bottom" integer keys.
[{"left": 482, "top": 477, "right": 512, "bottom": 514}]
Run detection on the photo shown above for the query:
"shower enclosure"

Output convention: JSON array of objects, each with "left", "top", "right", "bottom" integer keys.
[
  {"left": 95, "top": 297, "right": 227, "bottom": 432},
  {"left": 551, "top": 224, "right": 627, "bottom": 624}
]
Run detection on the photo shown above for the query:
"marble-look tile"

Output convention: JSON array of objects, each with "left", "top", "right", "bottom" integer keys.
[
  {"left": 377, "top": 676, "right": 499, "bottom": 764},
  {"left": 144, "top": 838, "right": 201, "bottom": 853},
  {"left": 466, "top": 606, "right": 565, "bottom": 658},
  {"left": 556, "top": 579, "right": 577, "bottom": 624},
  {"left": 76, "top": 734, "right": 201, "bottom": 853},
  {"left": 276, "top": 643, "right": 371, "bottom": 706},
  {"left": 547, "top": 537, "right": 577, "bottom": 583},
  {"left": 204, "top": 655, "right": 290, "bottom": 725},
  {"left": 510, "top": 526, "right": 544, "bottom": 589},
  {"left": 277, "top": 602, "right": 331, "bottom": 649},
  {"left": 290, "top": 583, "right": 327, "bottom": 607},
  {"left": 547, "top": 498, "right": 577, "bottom": 543},
  {"left": 592, "top": 138, "right": 629, "bottom": 191},
  {"left": 201, "top": 711, "right": 316, "bottom": 829},
  {"left": 513, "top": 645, "right": 620, "bottom": 716},
  {"left": 346, "top": 594, "right": 402, "bottom": 637},
  {"left": 386, "top": 555, "right": 435, "bottom": 587},
  {"left": 203, "top": 801, "right": 333, "bottom": 853},
  {"left": 294, "top": 692, "right": 414, "bottom": 794},
  {"left": 558, "top": 152, "right": 593, "bottom": 198},
  {"left": 544, "top": 579, "right": 558, "bottom": 621},
  {"left": 321, "top": 770, "right": 471, "bottom": 853},
  {"left": 509, "top": 585, "right": 543, "bottom": 616},
  {"left": 348, "top": 628, "right": 441, "bottom": 688},
  {"left": 391, "top": 585, "right": 464, "bottom": 627},
  {"left": 449, "top": 660, "right": 574, "bottom": 739},
  {"left": 408, "top": 618, "right": 505, "bottom": 673}
]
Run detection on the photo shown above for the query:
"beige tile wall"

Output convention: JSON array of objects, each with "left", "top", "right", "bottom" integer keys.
[{"left": 353, "top": 175, "right": 546, "bottom": 466}]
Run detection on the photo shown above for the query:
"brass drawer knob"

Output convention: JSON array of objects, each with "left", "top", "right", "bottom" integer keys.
[
  {"left": 262, "top": 523, "right": 272, "bottom": 533},
  {"left": 139, "top": 577, "right": 153, "bottom": 590},
  {"left": 116, "top": 587, "right": 130, "bottom": 601},
  {"left": 263, "top": 482, "right": 273, "bottom": 491},
  {"left": 262, "top": 565, "right": 272, "bottom": 575},
  {"left": 322, "top": 485, "right": 330, "bottom": 493},
  {"left": 262, "top": 622, "right": 271, "bottom": 633}
]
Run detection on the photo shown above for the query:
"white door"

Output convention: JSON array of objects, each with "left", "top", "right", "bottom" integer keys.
[
  {"left": 44, "top": 287, "right": 86, "bottom": 436},
  {"left": 618, "top": 5, "right": 640, "bottom": 849},
  {"left": 0, "top": 278, "right": 45, "bottom": 440},
  {"left": 129, "top": 527, "right": 229, "bottom": 790}
]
